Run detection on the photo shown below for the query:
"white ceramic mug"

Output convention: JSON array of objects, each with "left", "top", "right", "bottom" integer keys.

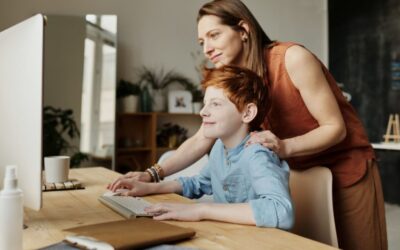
[{"left": 44, "top": 156, "right": 70, "bottom": 183}]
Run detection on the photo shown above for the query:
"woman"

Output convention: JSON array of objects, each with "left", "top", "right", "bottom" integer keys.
[{"left": 109, "top": 1, "right": 387, "bottom": 249}]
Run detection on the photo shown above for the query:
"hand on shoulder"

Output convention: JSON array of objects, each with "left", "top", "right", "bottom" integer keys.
[{"left": 245, "top": 130, "right": 290, "bottom": 158}]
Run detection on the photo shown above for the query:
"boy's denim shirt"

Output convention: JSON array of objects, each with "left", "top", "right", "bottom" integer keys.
[{"left": 178, "top": 135, "right": 294, "bottom": 230}]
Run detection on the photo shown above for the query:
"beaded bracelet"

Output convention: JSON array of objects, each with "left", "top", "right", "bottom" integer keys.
[
  {"left": 145, "top": 168, "right": 157, "bottom": 182},
  {"left": 152, "top": 163, "right": 164, "bottom": 181},
  {"left": 149, "top": 167, "right": 160, "bottom": 182},
  {"left": 145, "top": 163, "right": 165, "bottom": 182}
]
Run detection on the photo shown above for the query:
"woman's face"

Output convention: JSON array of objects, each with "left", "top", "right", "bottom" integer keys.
[{"left": 198, "top": 15, "right": 245, "bottom": 68}]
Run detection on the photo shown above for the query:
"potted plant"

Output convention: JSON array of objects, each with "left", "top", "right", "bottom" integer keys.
[
  {"left": 182, "top": 81, "right": 203, "bottom": 114},
  {"left": 116, "top": 79, "right": 141, "bottom": 113},
  {"left": 191, "top": 88, "right": 203, "bottom": 114},
  {"left": 43, "top": 106, "right": 88, "bottom": 167},
  {"left": 156, "top": 123, "right": 188, "bottom": 148},
  {"left": 137, "top": 67, "right": 195, "bottom": 112}
]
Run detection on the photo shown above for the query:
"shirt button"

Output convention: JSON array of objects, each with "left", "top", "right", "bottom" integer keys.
[{"left": 223, "top": 185, "right": 228, "bottom": 191}]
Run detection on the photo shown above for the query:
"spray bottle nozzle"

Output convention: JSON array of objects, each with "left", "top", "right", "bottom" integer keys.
[{"left": 3, "top": 165, "right": 18, "bottom": 190}]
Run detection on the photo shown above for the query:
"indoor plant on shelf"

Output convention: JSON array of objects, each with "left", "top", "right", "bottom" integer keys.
[
  {"left": 137, "top": 67, "right": 195, "bottom": 112},
  {"left": 116, "top": 79, "right": 141, "bottom": 113},
  {"left": 156, "top": 123, "right": 188, "bottom": 148},
  {"left": 43, "top": 106, "right": 88, "bottom": 167},
  {"left": 184, "top": 84, "right": 203, "bottom": 114}
]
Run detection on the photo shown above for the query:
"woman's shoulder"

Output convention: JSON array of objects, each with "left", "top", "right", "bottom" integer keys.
[
  {"left": 266, "top": 41, "right": 304, "bottom": 55},
  {"left": 285, "top": 44, "right": 316, "bottom": 66}
]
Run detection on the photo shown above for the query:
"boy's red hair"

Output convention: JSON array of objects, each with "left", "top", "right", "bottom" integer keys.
[{"left": 201, "top": 65, "right": 269, "bottom": 131}]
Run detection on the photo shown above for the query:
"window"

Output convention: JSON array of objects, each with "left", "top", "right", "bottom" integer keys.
[{"left": 80, "top": 15, "right": 117, "bottom": 161}]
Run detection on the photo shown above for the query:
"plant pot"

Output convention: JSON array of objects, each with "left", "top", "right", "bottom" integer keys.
[
  {"left": 192, "top": 102, "right": 202, "bottom": 114},
  {"left": 168, "top": 134, "right": 178, "bottom": 148},
  {"left": 118, "top": 95, "right": 139, "bottom": 113},
  {"left": 152, "top": 89, "right": 166, "bottom": 112}
]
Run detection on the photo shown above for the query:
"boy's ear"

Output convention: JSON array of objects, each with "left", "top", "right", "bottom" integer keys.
[{"left": 242, "top": 103, "right": 257, "bottom": 124}]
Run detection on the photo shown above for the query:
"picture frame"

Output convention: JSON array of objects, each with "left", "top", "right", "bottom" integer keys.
[{"left": 168, "top": 90, "right": 193, "bottom": 113}]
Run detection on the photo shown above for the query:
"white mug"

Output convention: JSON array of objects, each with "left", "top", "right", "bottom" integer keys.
[{"left": 44, "top": 156, "right": 70, "bottom": 183}]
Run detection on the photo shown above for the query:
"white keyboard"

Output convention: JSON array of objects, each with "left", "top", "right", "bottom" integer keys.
[{"left": 99, "top": 195, "right": 153, "bottom": 219}]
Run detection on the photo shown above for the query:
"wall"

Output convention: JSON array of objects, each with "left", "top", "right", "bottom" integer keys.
[
  {"left": 329, "top": 0, "right": 400, "bottom": 203},
  {"left": 44, "top": 15, "right": 85, "bottom": 131},
  {"left": 0, "top": 0, "right": 328, "bottom": 84}
]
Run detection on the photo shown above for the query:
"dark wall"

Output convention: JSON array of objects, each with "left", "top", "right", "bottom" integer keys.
[{"left": 329, "top": 0, "right": 400, "bottom": 203}]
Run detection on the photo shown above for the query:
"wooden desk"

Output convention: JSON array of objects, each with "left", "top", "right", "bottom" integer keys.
[
  {"left": 24, "top": 167, "right": 336, "bottom": 250},
  {"left": 372, "top": 143, "right": 400, "bottom": 151}
]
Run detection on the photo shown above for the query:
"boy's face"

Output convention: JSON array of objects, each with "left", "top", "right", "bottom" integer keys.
[{"left": 200, "top": 86, "right": 244, "bottom": 140}]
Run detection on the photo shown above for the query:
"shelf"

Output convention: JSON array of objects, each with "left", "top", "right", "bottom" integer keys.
[
  {"left": 156, "top": 112, "right": 201, "bottom": 117},
  {"left": 118, "top": 112, "right": 200, "bottom": 117},
  {"left": 117, "top": 112, "right": 152, "bottom": 117},
  {"left": 372, "top": 143, "right": 400, "bottom": 151},
  {"left": 117, "top": 147, "right": 152, "bottom": 153},
  {"left": 115, "top": 112, "right": 201, "bottom": 173},
  {"left": 157, "top": 147, "right": 178, "bottom": 151}
]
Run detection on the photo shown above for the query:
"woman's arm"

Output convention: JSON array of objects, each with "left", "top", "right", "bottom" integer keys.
[
  {"left": 283, "top": 45, "right": 346, "bottom": 157},
  {"left": 160, "top": 124, "right": 215, "bottom": 176},
  {"left": 248, "top": 45, "right": 346, "bottom": 158},
  {"left": 108, "top": 125, "right": 215, "bottom": 188}
]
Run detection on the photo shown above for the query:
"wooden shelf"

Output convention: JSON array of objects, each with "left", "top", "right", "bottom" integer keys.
[
  {"left": 156, "top": 147, "right": 178, "bottom": 151},
  {"left": 117, "top": 147, "right": 152, "bottom": 153},
  {"left": 115, "top": 112, "right": 201, "bottom": 172}
]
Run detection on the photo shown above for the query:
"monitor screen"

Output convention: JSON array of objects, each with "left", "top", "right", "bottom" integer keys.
[{"left": 0, "top": 14, "right": 45, "bottom": 210}]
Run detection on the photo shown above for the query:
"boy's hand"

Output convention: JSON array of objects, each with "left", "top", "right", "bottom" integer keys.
[{"left": 145, "top": 203, "right": 204, "bottom": 221}]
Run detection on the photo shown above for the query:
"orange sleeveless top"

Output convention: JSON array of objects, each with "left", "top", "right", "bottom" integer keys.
[{"left": 263, "top": 42, "right": 375, "bottom": 188}]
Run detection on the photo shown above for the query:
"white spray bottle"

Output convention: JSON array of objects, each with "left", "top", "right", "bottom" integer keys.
[{"left": 0, "top": 165, "right": 23, "bottom": 250}]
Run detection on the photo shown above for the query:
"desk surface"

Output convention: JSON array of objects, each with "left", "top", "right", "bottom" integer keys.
[
  {"left": 24, "top": 167, "right": 336, "bottom": 250},
  {"left": 372, "top": 142, "right": 400, "bottom": 151}
]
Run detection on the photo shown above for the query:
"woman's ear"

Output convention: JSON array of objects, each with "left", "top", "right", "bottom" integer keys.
[
  {"left": 242, "top": 103, "right": 257, "bottom": 124},
  {"left": 238, "top": 20, "right": 250, "bottom": 41}
]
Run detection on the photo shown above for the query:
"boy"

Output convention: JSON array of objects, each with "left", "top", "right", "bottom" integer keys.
[{"left": 110, "top": 65, "right": 293, "bottom": 229}]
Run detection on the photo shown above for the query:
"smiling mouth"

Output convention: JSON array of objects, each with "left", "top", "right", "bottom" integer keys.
[
  {"left": 210, "top": 54, "right": 222, "bottom": 63},
  {"left": 203, "top": 122, "right": 215, "bottom": 126}
]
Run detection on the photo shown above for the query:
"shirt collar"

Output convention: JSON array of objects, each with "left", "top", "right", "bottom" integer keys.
[{"left": 224, "top": 134, "right": 250, "bottom": 157}]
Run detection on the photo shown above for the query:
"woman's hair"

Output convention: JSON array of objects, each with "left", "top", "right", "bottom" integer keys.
[
  {"left": 201, "top": 65, "right": 269, "bottom": 131},
  {"left": 197, "top": 0, "right": 274, "bottom": 80}
]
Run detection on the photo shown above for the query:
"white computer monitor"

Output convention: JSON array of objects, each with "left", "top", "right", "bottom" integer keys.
[{"left": 0, "top": 14, "right": 45, "bottom": 211}]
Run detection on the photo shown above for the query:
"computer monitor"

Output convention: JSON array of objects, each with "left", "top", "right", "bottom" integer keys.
[{"left": 0, "top": 14, "right": 45, "bottom": 211}]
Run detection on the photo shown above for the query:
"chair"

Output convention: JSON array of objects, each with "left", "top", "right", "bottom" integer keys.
[
  {"left": 289, "top": 167, "right": 339, "bottom": 248},
  {"left": 158, "top": 150, "right": 212, "bottom": 202}
]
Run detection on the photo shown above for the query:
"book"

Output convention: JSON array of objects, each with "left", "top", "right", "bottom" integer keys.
[{"left": 64, "top": 218, "right": 196, "bottom": 249}]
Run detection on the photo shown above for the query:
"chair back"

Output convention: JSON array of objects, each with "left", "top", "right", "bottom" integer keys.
[{"left": 289, "top": 167, "right": 338, "bottom": 248}]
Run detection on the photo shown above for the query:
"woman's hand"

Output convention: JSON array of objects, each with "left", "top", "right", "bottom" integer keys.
[
  {"left": 110, "top": 178, "right": 153, "bottom": 197},
  {"left": 246, "top": 130, "right": 289, "bottom": 158},
  {"left": 107, "top": 171, "right": 151, "bottom": 191},
  {"left": 123, "top": 171, "right": 152, "bottom": 182},
  {"left": 145, "top": 203, "right": 204, "bottom": 221}
]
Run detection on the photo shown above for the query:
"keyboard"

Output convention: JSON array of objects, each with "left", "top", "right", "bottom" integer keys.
[{"left": 98, "top": 195, "right": 153, "bottom": 219}]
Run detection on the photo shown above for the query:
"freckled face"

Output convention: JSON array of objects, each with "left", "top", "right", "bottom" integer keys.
[
  {"left": 200, "top": 87, "right": 243, "bottom": 140},
  {"left": 198, "top": 15, "right": 245, "bottom": 68}
]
